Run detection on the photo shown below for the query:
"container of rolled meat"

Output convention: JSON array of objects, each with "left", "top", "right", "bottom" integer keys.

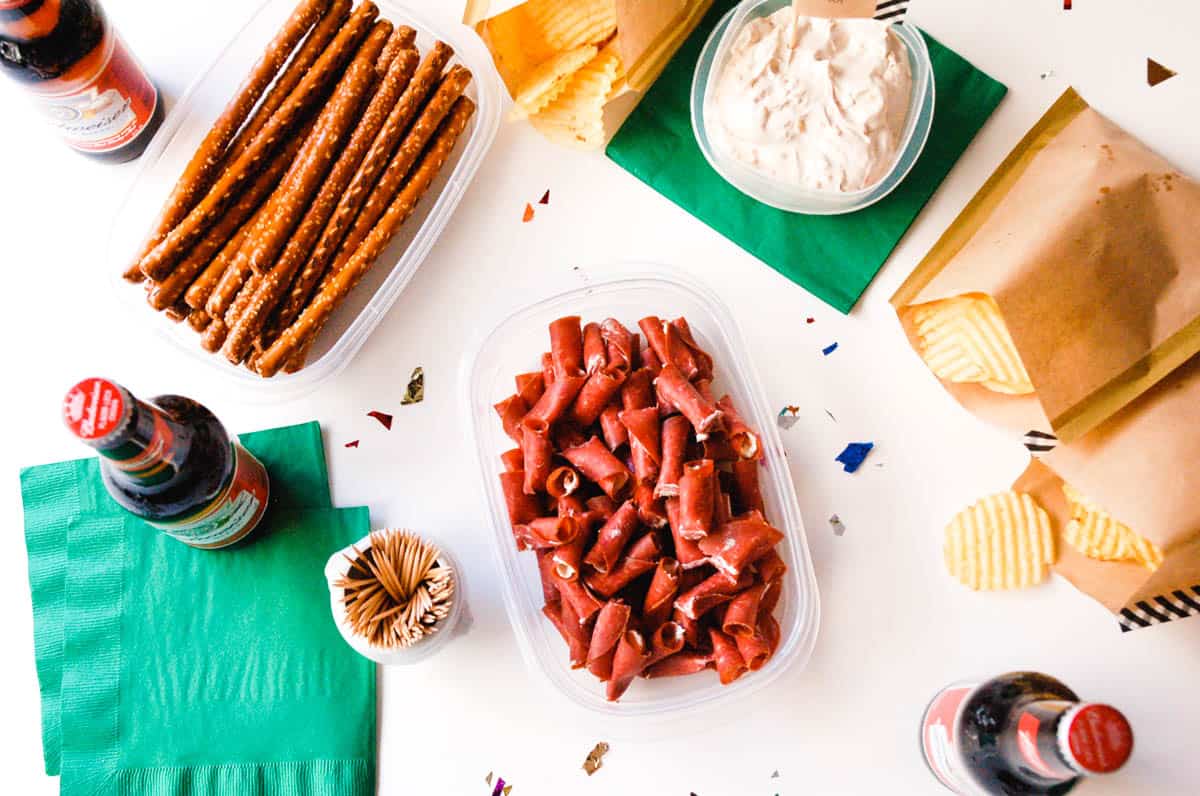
[
  {"left": 464, "top": 264, "right": 820, "bottom": 718},
  {"left": 105, "top": 0, "right": 500, "bottom": 399}
]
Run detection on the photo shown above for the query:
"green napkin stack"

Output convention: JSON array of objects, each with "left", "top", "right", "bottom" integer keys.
[
  {"left": 607, "top": 1, "right": 1008, "bottom": 313},
  {"left": 21, "top": 422, "right": 375, "bottom": 796}
]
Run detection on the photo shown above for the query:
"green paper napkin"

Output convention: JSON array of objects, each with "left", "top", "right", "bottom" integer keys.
[
  {"left": 20, "top": 421, "right": 335, "bottom": 776},
  {"left": 59, "top": 505, "right": 373, "bottom": 796},
  {"left": 606, "top": 3, "right": 1008, "bottom": 313}
]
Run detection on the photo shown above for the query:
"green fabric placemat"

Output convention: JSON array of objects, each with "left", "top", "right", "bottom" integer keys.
[
  {"left": 20, "top": 421, "right": 333, "bottom": 776},
  {"left": 59, "top": 505, "right": 373, "bottom": 796},
  {"left": 606, "top": 3, "right": 1008, "bottom": 313}
]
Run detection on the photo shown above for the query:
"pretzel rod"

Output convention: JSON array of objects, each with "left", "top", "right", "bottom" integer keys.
[
  {"left": 147, "top": 120, "right": 311, "bottom": 311},
  {"left": 241, "top": 21, "right": 391, "bottom": 279},
  {"left": 225, "top": 0, "right": 352, "bottom": 163},
  {"left": 270, "top": 41, "right": 454, "bottom": 337},
  {"left": 320, "top": 62, "right": 470, "bottom": 293},
  {"left": 187, "top": 309, "right": 212, "bottom": 333},
  {"left": 121, "top": 0, "right": 332, "bottom": 283},
  {"left": 200, "top": 270, "right": 262, "bottom": 352},
  {"left": 184, "top": 202, "right": 261, "bottom": 310},
  {"left": 221, "top": 46, "right": 420, "bottom": 364},
  {"left": 257, "top": 96, "right": 475, "bottom": 377},
  {"left": 164, "top": 300, "right": 191, "bottom": 323},
  {"left": 136, "top": 1, "right": 379, "bottom": 282},
  {"left": 203, "top": 21, "right": 389, "bottom": 333},
  {"left": 376, "top": 25, "right": 416, "bottom": 77}
]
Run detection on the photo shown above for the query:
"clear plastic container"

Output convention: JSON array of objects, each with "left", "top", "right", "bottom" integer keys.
[
  {"left": 463, "top": 263, "right": 820, "bottom": 720},
  {"left": 106, "top": 0, "right": 501, "bottom": 400},
  {"left": 325, "top": 530, "right": 467, "bottom": 666},
  {"left": 691, "top": 0, "right": 935, "bottom": 215}
]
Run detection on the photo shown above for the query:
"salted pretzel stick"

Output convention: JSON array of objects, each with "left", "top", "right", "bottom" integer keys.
[
  {"left": 376, "top": 25, "right": 416, "bottom": 77},
  {"left": 135, "top": 1, "right": 379, "bottom": 282},
  {"left": 321, "top": 62, "right": 471, "bottom": 293},
  {"left": 185, "top": 206, "right": 261, "bottom": 310},
  {"left": 187, "top": 309, "right": 212, "bottom": 333},
  {"left": 202, "top": 21, "right": 390, "bottom": 343},
  {"left": 257, "top": 96, "right": 476, "bottom": 377},
  {"left": 164, "top": 300, "right": 191, "bottom": 323},
  {"left": 225, "top": 0, "right": 351, "bottom": 163},
  {"left": 147, "top": 121, "right": 310, "bottom": 310},
  {"left": 270, "top": 41, "right": 454, "bottom": 338},
  {"left": 122, "top": 0, "right": 331, "bottom": 282},
  {"left": 221, "top": 46, "right": 421, "bottom": 364}
]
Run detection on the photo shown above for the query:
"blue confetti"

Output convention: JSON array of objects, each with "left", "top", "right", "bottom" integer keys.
[
  {"left": 822, "top": 342, "right": 839, "bottom": 356},
  {"left": 835, "top": 442, "right": 874, "bottom": 473}
]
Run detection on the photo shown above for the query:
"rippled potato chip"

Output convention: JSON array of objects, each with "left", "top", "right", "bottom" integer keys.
[
  {"left": 510, "top": 43, "right": 598, "bottom": 120},
  {"left": 944, "top": 491, "right": 1056, "bottom": 590},
  {"left": 1062, "top": 484, "right": 1163, "bottom": 571},
  {"left": 527, "top": 0, "right": 618, "bottom": 52},
  {"left": 530, "top": 49, "right": 622, "bottom": 149},
  {"left": 908, "top": 294, "right": 1034, "bottom": 395}
]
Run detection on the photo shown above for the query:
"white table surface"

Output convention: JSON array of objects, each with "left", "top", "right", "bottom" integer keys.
[{"left": 3, "top": 0, "right": 1199, "bottom": 793}]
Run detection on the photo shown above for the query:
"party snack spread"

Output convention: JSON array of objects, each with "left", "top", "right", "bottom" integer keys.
[{"left": 706, "top": 8, "right": 912, "bottom": 192}]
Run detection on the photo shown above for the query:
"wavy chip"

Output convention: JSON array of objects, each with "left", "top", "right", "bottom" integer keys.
[
  {"left": 908, "top": 294, "right": 1034, "bottom": 395},
  {"left": 510, "top": 44, "right": 598, "bottom": 120},
  {"left": 944, "top": 491, "right": 1056, "bottom": 591},
  {"left": 1062, "top": 484, "right": 1163, "bottom": 570},
  {"left": 530, "top": 49, "right": 621, "bottom": 149},
  {"left": 527, "top": 0, "right": 618, "bottom": 52}
]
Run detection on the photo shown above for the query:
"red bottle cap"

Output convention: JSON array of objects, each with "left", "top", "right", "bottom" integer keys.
[
  {"left": 63, "top": 378, "right": 127, "bottom": 441},
  {"left": 1063, "top": 704, "right": 1133, "bottom": 774}
]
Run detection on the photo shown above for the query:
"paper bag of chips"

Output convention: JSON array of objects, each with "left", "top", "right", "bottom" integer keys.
[
  {"left": 1011, "top": 353, "right": 1200, "bottom": 622},
  {"left": 891, "top": 87, "right": 1200, "bottom": 444},
  {"left": 462, "top": 0, "right": 713, "bottom": 148}
]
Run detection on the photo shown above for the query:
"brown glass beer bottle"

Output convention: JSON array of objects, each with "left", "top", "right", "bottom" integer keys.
[
  {"left": 0, "top": 0, "right": 162, "bottom": 161},
  {"left": 63, "top": 378, "right": 270, "bottom": 548}
]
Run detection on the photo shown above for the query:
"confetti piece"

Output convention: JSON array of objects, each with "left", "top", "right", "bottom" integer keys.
[
  {"left": 835, "top": 442, "right": 874, "bottom": 473},
  {"left": 824, "top": 409, "right": 836, "bottom": 422},
  {"left": 401, "top": 367, "right": 424, "bottom": 405},
  {"left": 1148, "top": 58, "right": 1177, "bottom": 87},
  {"left": 582, "top": 741, "right": 610, "bottom": 775},
  {"left": 1063, "top": 0, "right": 1071, "bottom": 9},
  {"left": 344, "top": 440, "right": 360, "bottom": 448},
  {"left": 367, "top": 410, "right": 393, "bottom": 430},
  {"left": 538, "top": 189, "right": 550, "bottom": 205},
  {"left": 806, "top": 317, "right": 814, "bottom": 324},
  {"left": 492, "top": 777, "right": 505, "bottom": 796},
  {"left": 1039, "top": 69, "right": 1055, "bottom": 80},
  {"left": 485, "top": 772, "right": 493, "bottom": 786},
  {"left": 522, "top": 203, "right": 535, "bottom": 222},
  {"left": 822, "top": 342, "right": 839, "bottom": 356},
  {"left": 772, "top": 770, "right": 780, "bottom": 778},
  {"left": 829, "top": 515, "right": 846, "bottom": 536},
  {"left": 777, "top": 406, "right": 801, "bottom": 430},
  {"left": 503, "top": 787, "right": 512, "bottom": 796}
]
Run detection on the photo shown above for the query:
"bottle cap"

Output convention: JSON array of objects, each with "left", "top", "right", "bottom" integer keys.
[
  {"left": 63, "top": 378, "right": 128, "bottom": 441},
  {"left": 1061, "top": 703, "right": 1134, "bottom": 774}
]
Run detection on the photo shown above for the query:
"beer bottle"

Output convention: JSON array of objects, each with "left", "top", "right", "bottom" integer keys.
[
  {"left": 62, "top": 378, "right": 270, "bottom": 549},
  {"left": 921, "top": 671, "right": 1134, "bottom": 795},
  {"left": 0, "top": 0, "right": 162, "bottom": 161}
]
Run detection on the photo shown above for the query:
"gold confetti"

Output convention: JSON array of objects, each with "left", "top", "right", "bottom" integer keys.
[{"left": 583, "top": 741, "right": 610, "bottom": 775}]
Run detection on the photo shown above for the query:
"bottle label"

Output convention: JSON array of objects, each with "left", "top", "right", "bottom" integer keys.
[
  {"left": 921, "top": 684, "right": 977, "bottom": 795},
  {"left": 29, "top": 33, "right": 157, "bottom": 153},
  {"left": 1016, "top": 711, "right": 1058, "bottom": 778},
  {"left": 150, "top": 443, "right": 269, "bottom": 549},
  {"left": 63, "top": 377, "right": 126, "bottom": 440}
]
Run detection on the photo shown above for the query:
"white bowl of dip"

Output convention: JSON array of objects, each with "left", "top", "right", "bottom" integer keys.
[{"left": 692, "top": 0, "right": 934, "bottom": 214}]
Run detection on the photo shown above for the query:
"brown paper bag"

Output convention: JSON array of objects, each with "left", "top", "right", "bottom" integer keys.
[
  {"left": 892, "top": 88, "right": 1200, "bottom": 443},
  {"left": 462, "top": 0, "right": 713, "bottom": 145},
  {"left": 1012, "top": 353, "right": 1200, "bottom": 618}
]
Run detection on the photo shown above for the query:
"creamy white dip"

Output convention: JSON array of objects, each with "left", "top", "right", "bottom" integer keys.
[{"left": 706, "top": 8, "right": 913, "bottom": 193}]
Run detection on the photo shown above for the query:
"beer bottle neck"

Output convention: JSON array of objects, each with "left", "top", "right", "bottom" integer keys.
[
  {"left": 1001, "top": 700, "right": 1133, "bottom": 783},
  {"left": 64, "top": 378, "right": 181, "bottom": 486}
]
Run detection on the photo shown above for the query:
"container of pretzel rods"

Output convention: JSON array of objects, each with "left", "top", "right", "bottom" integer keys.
[{"left": 106, "top": 0, "right": 500, "bottom": 396}]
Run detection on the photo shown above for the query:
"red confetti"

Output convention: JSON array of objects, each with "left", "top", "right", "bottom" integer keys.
[
  {"left": 1063, "top": 0, "right": 1071, "bottom": 9},
  {"left": 806, "top": 317, "right": 814, "bottom": 324},
  {"left": 345, "top": 440, "right": 360, "bottom": 448},
  {"left": 367, "top": 411, "right": 393, "bottom": 430},
  {"left": 538, "top": 189, "right": 550, "bottom": 205},
  {"left": 522, "top": 203, "right": 535, "bottom": 223}
]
